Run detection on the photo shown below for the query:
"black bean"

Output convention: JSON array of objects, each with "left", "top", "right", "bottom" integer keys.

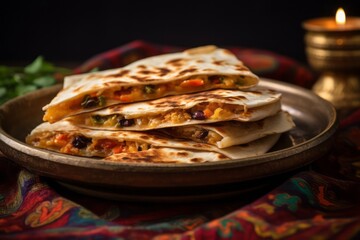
[
  {"left": 81, "top": 95, "right": 105, "bottom": 108},
  {"left": 72, "top": 135, "right": 92, "bottom": 149},
  {"left": 83, "top": 98, "right": 97, "bottom": 108},
  {"left": 208, "top": 75, "right": 224, "bottom": 83},
  {"left": 198, "top": 130, "right": 209, "bottom": 139},
  {"left": 192, "top": 110, "right": 206, "bottom": 120},
  {"left": 137, "top": 146, "right": 142, "bottom": 151},
  {"left": 119, "top": 119, "right": 135, "bottom": 127}
]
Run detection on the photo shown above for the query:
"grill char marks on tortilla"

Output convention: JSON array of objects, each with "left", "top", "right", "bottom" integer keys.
[
  {"left": 104, "top": 148, "right": 229, "bottom": 164},
  {"left": 42, "top": 45, "right": 259, "bottom": 123},
  {"left": 101, "top": 70, "right": 131, "bottom": 79}
]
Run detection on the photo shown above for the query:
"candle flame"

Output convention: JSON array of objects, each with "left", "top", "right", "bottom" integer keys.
[{"left": 336, "top": 7, "right": 346, "bottom": 25}]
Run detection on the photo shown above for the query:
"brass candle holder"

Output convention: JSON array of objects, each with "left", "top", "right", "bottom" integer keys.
[{"left": 302, "top": 10, "right": 360, "bottom": 110}]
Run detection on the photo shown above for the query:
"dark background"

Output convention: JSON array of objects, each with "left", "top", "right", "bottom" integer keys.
[{"left": 1, "top": 0, "right": 359, "bottom": 65}]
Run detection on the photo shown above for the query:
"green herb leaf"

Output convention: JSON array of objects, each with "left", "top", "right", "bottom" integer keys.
[
  {"left": 0, "top": 87, "right": 6, "bottom": 98},
  {"left": 16, "top": 84, "right": 38, "bottom": 96},
  {"left": 33, "top": 76, "right": 56, "bottom": 87},
  {"left": 0, "top": 56, "right": 70, "bottom": 105},
  {"left": 24, "top": 56, "right": 55, "bottom": 74}
]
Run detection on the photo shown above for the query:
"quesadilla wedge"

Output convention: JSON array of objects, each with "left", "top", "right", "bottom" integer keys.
[
  {"left": 43, "top": 45, "right": 259, "bottom": 123},
  {"left": 162, "top": 111, "right": 295, "bottom": 148},
  {"left": 25, "top": 120, "right": 280, "bottom": 162},
  {"left": 66, "top": 88, "right": 282, "bottom": 131}
]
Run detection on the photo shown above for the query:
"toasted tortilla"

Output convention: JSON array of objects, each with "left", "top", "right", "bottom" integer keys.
[
  {"left": 105, "top": 134, "right": 279, "bottom": 164},
  {"left": 26, "top": 120, "right": 280, "bottom": 162},
  {"left": 105, "top": 147, "right": 229, "bottom": 164},
  {"left": 66, "top": 88, "right": 281, "bottom": 131},
  {"left": 162, "top": 111, "right": 295, "bottom": 148},
  {"left": 43, "top": 45, "right": 259, "bottom": 123}
]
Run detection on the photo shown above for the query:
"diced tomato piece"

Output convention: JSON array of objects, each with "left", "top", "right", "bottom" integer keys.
[
  {"left": 54, "top": 133, "right": 69, "bottom": 146},
  {"left": 180, "top": 79, "right": 204, "bottom": 88},
  {"left": 112, "top": 145, "right": 124, "bottom": 154},
  {"left": 114, "top": 88, "right": 133, "bottom": 102},
  {"left": 156, "top": 85, "right": 167, "bottom": 95},
  {"left": 203, "top": 109, "right": 213, "bottom": 118},
  {"left": 56, "top": 133, "right": 68, "bottom": 141},
  {"left": 119, "top": 94, "right": 132, "bottom": 102},
  {"left": 99, "top": 139, "right": 118, "bottom": 149}
]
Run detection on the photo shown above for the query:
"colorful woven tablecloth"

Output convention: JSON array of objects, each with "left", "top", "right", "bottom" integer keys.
[{"left": 1, "top": 41, "right": 359, "bottom": 239}]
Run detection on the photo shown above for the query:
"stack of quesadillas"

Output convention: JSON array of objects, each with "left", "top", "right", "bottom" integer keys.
[{"left": 26, "top": 46, "right": 295, "bottom": 163}]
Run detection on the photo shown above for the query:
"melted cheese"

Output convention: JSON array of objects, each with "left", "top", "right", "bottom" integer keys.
[
  {"left": 75, "top": 102, "right": 245, "bottom": 129},
  {"left": 26, "top": 132, "right": 150, "bottom": 157}
]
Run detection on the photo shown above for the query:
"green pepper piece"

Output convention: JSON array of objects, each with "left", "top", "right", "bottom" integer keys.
[
  {"left": 98, "top": 95, "right": 106, "bottom": 106},
  {"left": 91, "top": 115, "right": 105, "bottom": 124},
  {"left": 236, "top": 76, "right": 245, "bottom": 86},
  {"left": 144, "top": 85, "right": 155, "bottom": 94}
]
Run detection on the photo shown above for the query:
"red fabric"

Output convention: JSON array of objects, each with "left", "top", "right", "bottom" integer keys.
[{"left": 1, "top": 41, "right": 359, "bottom": 239}]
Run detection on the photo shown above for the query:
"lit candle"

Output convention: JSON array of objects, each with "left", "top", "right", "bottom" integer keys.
[
  {"left": 302, "top": 8, "right": 360, "bottom": 110},
  {"left": 303, "top": 7, "right": 360, "bottom": 31}
]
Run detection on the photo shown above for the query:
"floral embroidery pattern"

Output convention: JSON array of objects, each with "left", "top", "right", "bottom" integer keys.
[
  {"left": 25, "top": 198, "right": 73, "bottom": 227},
  {"left": 272, "top": 193, "right": 301, "bottom": 212},
  {"left": 206, "top": 218, "right": 243, "bottom": 238}
]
